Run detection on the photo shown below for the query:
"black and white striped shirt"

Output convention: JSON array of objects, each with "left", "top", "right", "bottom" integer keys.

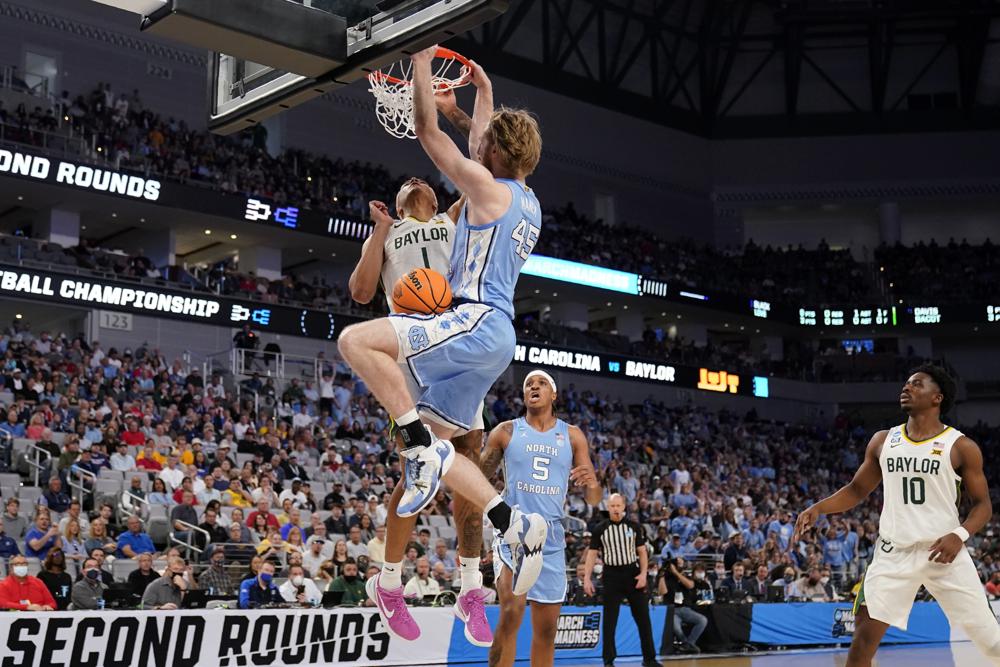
[{"left": 591, "top": 519, "right": 645, "bottom": 568}]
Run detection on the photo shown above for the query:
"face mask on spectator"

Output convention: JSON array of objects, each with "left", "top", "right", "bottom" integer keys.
[
  {"left": 344, "top": 574, "right": 358, "bottom": 582},
  {"left": 694, "top": 571, "right": 705, "bottom": 580},
  {"left": 291, "top": 575, "right": 304, "bottom": 587},
  {"left": 12, "top": 565, "right": 28, "bottom": 577},
  {"left": 86, "top": 568, "right": 101, "bottom": 581},
  {"left": 260, "top": 572, "right": 273, "bottom": 584}
]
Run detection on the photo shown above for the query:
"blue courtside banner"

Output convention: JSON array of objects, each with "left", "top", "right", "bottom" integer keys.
[
  {"left": 749, "top": 602, "right": 953, "bottom": 646},
  {"left": 446, "top": 606, "right": 667, "bottom": 663}
]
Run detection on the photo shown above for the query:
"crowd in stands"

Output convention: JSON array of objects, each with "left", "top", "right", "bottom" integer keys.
[
  {"left": 876, "top": 237, "right": 999, "bottom": 302},
  {"left": 0, "top": 325, "right": 996, "bottom": 618},
  {"left": 0, "top": 79, "right": 891, "bottom": 310}
]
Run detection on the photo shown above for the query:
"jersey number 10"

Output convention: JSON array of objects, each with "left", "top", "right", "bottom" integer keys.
[{"left": 901, "top": 476, "right": 926, "bottom": 505}]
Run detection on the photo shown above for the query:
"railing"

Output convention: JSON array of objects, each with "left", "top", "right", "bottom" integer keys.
[
  {"left": 171, "top": 519, "right": 211, "bottom": 560},
  {"left": 237, "top": 386, "right": 261, "bottom": 415},
  {"left": 0, "top": 123, "right": 88, "bottom": 158},
  {"left": 27, "top": 442, "right": 52, "bottom": 487},
  {"left": 118, "top": 489, "right": 150, "bottom": 522},
  {"left": 67, "top": 466, "right": 96, "bottom": 505},
  {"left": 0, "top": 432, "right": 11, "bottom": 473},
  {"left": 232, "top": 347, "right": 324, "bottom": 383}
]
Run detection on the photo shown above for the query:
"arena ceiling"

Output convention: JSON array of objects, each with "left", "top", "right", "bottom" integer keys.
[{"left": 449, "top": 0, "right": 1000, "bottom": 137}]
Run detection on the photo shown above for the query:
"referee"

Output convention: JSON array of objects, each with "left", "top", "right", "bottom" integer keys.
[{"left": 584, "top": 494, "right": 659, "bottom": 667}]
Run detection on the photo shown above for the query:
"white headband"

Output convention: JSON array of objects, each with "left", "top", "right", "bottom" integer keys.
[{"left": 523, "top": 370, "right": 557, "bottom": 394}]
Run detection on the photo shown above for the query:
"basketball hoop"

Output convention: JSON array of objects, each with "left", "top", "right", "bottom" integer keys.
[{"left": 368, "top": 47, "right": 472, "bottom": 139}]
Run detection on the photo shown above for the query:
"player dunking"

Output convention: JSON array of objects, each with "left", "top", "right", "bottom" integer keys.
[
  {"left": 480, "top": 370, "right": 603, "bottom": 667},
  {"left": 348, "top": 173, "right": 493, "bottom": 645},
  {"left": 338, "top": 48, "right": 546, "bottom": 641},
  {"left": 795, "top": 365, "right": 1000, "bottom": 666}
]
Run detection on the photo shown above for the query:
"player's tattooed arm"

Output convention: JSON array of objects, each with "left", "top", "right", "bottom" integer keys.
[
  {"left": 434, "top": 89, "right": 472, "bottom": 140},
  {"left": 479, "top": 421, "right": 512, "bottom": 481}
]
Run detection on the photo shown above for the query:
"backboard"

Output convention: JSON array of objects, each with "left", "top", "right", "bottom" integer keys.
[{"left": 159, "top": 0, "right": 508, "bottom": 134}]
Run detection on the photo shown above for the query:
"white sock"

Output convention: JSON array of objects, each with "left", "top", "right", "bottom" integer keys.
[
  {"left": 459, "top": 556, "right": 481, "bottom": 594},
  {"left": 380, "top": 561, "right": 403, "bottom": 589},
  {"left": 484, "top": 495, "right": 504, "bottom": 514},
  {"left": 395, "top": 409, "right": 420, "bottom": 426}
]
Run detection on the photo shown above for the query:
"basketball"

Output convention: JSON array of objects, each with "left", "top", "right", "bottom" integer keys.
[{"left": 392, "top": 268, "right": 452, "bottom": 314}]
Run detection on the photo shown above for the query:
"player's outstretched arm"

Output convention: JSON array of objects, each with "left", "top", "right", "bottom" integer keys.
[
  {"left": 568, "top": 425, "right": 603, "bottom": 506},
  {"left": 446, "top": 194, "right": 467, "bottom": 224},
  {"left": 582, "top": 546, "right": 598, "bottom": 596},
  {"left": 348, "top": 201, "right": 393, "bottom": 304},
  {"left": 465, "top": 59, "right": 493, "bottom": 160},
  {"left": 793, "top": 430, "right": 887, "bottom": 541},
  {"left": 411, "top": 47, "right": 509, "bottom": 222},
  {"left": 479, "top": 421, "right": 512, "bottom": 479},
  {"left": 435, "top": 89, "right": 472, "bottom": 141},
  {"left": 929, "top": 436, "right": 992, "bottom": 563}
]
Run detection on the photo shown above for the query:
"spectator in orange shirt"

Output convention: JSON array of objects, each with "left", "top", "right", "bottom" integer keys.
[{"left": 0, "top": 555, "right": 57, "bottom": 610}]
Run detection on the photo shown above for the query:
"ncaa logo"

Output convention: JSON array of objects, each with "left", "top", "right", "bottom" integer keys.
[
  {"left": 554, "top": 612, "right": 601, "bottom": 649},
  {"left": 832, "top": 608, "right": 856, "bottom": 637},
  {"left": 408, "top": 326, "right": 429, "bottom": 351}
]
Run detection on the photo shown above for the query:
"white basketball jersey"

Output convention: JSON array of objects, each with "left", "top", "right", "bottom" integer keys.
[
  {"left": 878, "top": 423, "right": 963, "bottom": 547},
  {"left": 380, "top": 214, "right": 455, "bottom": 312}
]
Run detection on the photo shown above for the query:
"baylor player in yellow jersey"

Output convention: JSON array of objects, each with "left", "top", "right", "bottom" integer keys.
[{"left": 795, "top": 364, "right": 1000, "bottom": 667}]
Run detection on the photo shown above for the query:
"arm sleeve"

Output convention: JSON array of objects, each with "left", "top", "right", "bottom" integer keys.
[
  {"left": 70, "top": 582, "right": 87, "bottom": 609},
  {"left": 37, "top": 580, "right": 57, "bottom": 609},
  {"left": 590, "top": 522, "right": 605, "bottom": 552},
  {"left": 0, "top": 580, "right": 27, "bottom": 610},
  {"left": 238, "top": 580, "right": 252, "bottom": 609}
]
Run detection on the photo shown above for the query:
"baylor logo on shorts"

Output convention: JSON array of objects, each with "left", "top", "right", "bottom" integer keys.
[
  {"left": 832, "top": 607, "right": 856, "bottom": 637},
  {"left": 554, "top": 612, "right": 601, "bottom": 650}
]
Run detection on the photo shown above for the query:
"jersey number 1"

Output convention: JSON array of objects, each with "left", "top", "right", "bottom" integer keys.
[{"left": 901, "top": 476, "right": 925, "bottom": 505}]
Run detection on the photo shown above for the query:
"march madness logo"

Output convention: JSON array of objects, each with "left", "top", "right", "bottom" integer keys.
[
  {"left": 832, "top": 608, "right": 856, "bottom": 638},
  {"left": 555, "top": 612, "right": 601, "bottom": 650}
]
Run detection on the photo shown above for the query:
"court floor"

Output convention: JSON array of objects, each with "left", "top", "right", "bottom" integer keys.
[
  {"left": 443, "top": 642, "right": 984, "bottom": 667},
  {"left": 618, "top": 643, "right": 979, "bottom": 666}
]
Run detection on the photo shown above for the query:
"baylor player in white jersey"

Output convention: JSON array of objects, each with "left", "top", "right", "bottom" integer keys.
[
  {"left": 348, "top": 177, "right": 458, "bottom": 313},
  {"left": 348, "top": 173, "right": 490, "bottom": 645},
  {"left": 795, "top": 365, "right": 1000, "bottom": 667}
]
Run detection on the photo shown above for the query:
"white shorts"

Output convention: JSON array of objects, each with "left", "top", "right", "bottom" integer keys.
[{"left": 859, "top": 536, "right": 997, "bottom": 632}]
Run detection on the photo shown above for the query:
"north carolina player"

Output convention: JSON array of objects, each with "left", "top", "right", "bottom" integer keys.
[
  {"left": 481, "top": 370, "right": 602, "bottom": 667},
  {"left": 347, "top": 177, "right": 493, "bottom": 645},
  {"left": 337, "top": 50, "right": 547, "bottom": 642},
  {"left": 795, "top": 365, "right": 1000, "bottom": 667}
]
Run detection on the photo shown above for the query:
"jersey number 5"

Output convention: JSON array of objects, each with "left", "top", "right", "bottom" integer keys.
[
  {"left": 532, "top": 456, "right": 550, "bottom": 481},
  {"left": 512, "top": 219, "right": 540, "bottom": 261}
]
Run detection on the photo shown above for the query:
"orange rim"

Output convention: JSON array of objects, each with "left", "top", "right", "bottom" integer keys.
[{"left": 370, "top": 47, "right": 471, "bottom": 87}]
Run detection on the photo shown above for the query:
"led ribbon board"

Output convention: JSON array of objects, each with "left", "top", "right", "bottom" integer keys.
[{"left": 522, "top": 255, "right": 640, "bottom": 294}]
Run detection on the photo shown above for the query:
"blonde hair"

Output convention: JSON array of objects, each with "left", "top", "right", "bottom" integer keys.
[{"left": 485, "top": 107, "right": 542, "bottom": 177}]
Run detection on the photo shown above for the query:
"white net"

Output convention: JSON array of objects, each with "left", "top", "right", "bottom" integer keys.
[{"left": 368, "top": 52, "right": 470, "bottom": 139}]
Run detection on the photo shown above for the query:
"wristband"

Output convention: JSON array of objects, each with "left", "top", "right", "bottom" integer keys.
[{"left": 951, "top": 527, "right": 970, "bottom": 542}]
